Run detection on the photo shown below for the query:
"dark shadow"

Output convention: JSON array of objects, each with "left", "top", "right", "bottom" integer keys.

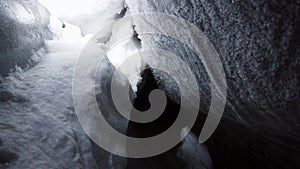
[
  {"left": 126, "top": 68, "right": 186, "bottom": 169},
  {"left": 0, "top": 149, "right": 18, "bottom": 165}
]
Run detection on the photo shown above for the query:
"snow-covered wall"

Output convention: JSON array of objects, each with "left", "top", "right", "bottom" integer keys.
[
  {"left": 125, "top": 0, "right": 300, "bottom": 168},
  {"left": 0, "top": 0, "right": 51, "bottom": 76}
]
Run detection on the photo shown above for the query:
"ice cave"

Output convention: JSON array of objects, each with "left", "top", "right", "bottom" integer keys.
[{"left": 0, "top": 0, "right": 299, "bottom": 169}]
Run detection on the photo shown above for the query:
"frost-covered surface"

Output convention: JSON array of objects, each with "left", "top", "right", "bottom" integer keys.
[
  {"left": 0, "top": 22, "right": 98, "bottom": 168},
  {"left": 125, "top": 0, "right": 300, "bottom": 168},
  {"left": 0, "top": 0, "right": 51, "bottom": 76}
]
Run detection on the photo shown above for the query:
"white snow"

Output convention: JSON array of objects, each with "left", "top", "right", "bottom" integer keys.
[
  {"left": 42, "top": 0, "right": 143, "bottom": 90},
  {"left": 12, "top": 3, "right": 36, "bottom": 24},
  {"left": 38, "top": 0, "right": 125, "bottom": 35},
  {"left": 0, "top": 24, "right": 96, "bottom": 168},
  {"left": 107, "top": 18, "right": 144, "bottom": 91}
]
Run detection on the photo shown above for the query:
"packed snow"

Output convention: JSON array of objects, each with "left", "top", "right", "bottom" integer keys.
[{"left": 0, "top": 16, "right": 97, "bottom": 168}]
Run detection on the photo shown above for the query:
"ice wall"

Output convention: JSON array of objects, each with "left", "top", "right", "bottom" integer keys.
[
  {"left": 124, "top": 0, "right": 300, "bottom": 168},
  {"left": 0, "top": 0, "right": 51, "bottom": 76}
]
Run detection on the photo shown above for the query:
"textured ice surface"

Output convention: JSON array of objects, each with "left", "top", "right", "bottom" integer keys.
[
  {"left": 0, "top": 23, "right": 98, "bottom": 168},
  {"left": 124, "top": 0, "right": 300, "bottom": 168},
  {"left": 0, "top": 0, "right": 51, "bottom": 75}
]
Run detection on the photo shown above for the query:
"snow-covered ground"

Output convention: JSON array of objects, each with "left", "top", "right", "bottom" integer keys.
[{"left": 0, "top": 18, "right": 99, "bottom": 168}]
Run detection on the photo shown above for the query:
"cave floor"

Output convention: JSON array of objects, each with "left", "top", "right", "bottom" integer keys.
[{"left": 0, "top": 36, "right": 99, "bottom": 169}]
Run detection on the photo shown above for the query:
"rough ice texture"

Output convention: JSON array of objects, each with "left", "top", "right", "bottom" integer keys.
[
  {"left": 0, "top": 36, "right": 98, "bottom": 168},
  {"left": 0, "top": 0, "right": 51, "bottom": 76},
  {"left": 125, "top": 0, "right": 300, "bottom": 168}
]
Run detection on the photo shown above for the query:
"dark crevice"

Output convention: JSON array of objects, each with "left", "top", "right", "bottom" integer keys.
[
  {"left": 126, "top": 68, "right": 186, "bottom": 169},
  {"left": 115, "top": 1, "right": 129, "bottom": 19},
  {"left": 132, "top": 25, "right": 142, "bottom": 48},
  {"left": 127, "top": 67, "right": 180, "bottom": 138}
]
